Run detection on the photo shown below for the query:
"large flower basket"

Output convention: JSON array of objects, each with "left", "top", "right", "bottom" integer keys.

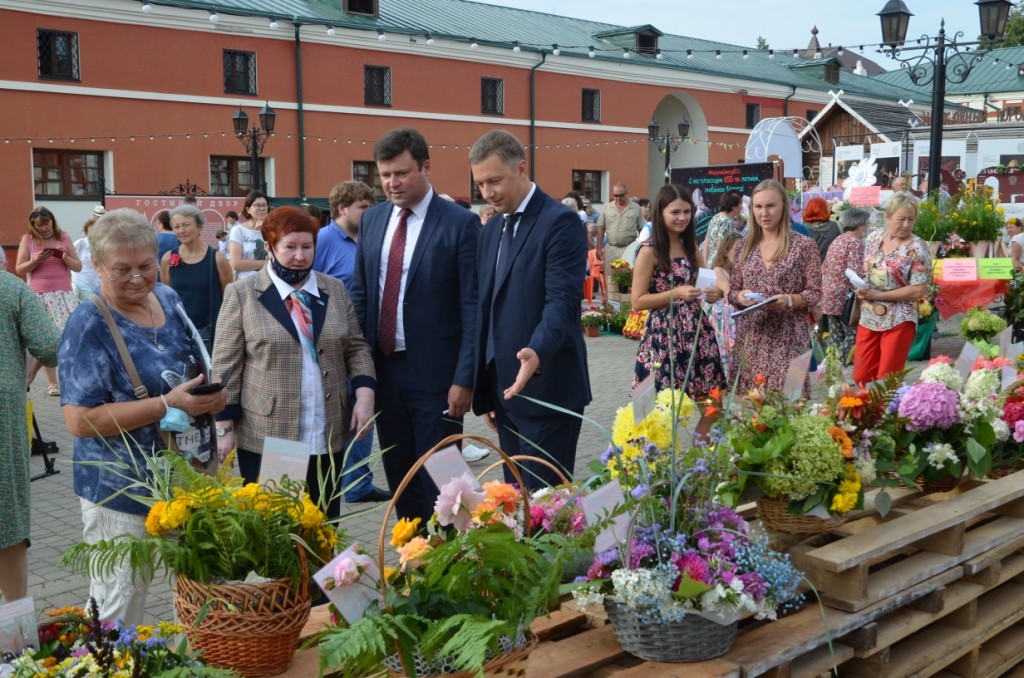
[
  {"left": 756, "top": 495, "right": 843, "bottom": 535},
  {"left": 375, "top": 434, "right": 546, "bottom": 677},
  {"left": 174, "top": 564, "right": 311, "bottom": 677},
  {"left": 604, "top": 597, "right": 737, "bottom": 662}
]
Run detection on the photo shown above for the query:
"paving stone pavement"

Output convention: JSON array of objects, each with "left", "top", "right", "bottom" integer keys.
[{"left": 18, "top": 318, "right": 965, "bottom": 623}]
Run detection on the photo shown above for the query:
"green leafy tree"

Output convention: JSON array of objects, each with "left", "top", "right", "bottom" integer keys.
[
  {"left": 980, "top": 6, "right": 1024, "bottom": 48},
  {"left": 756, "top": 35, "right": 770, "bottom": 51}
]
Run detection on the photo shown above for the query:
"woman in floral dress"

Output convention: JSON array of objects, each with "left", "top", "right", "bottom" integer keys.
[
  {"left": 632, "top": 184, "right": 725, "bottom": 439},
  {"left": 853, "top": 192, "right": 932, "bottom": 384},
  {"left": 728, "top": 180, "right": 822, "bottom": 395},
  {"left": 820, "top": 207, "right": 870, "bottom": 365}
]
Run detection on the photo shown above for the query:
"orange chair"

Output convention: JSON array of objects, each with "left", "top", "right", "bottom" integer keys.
[{"left": 587, "top": 249, "right": 607, "bottom": 303}]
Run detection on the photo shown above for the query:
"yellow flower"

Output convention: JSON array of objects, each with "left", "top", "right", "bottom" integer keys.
[
  {"left": 390, "top": 517, "right": 422, "bottom": 547},
  {"left": 298, "top": 494, "right": 325, "bottom": 529},
  {"left": 159, "top": 497, "right": 193, "bottom": 532},
  {"left": 146, "top": 502, "right": 168, "bottom": 536},
  {"left": 998, "top": 206, "right": 1006, "bottom": 215},
  {"left": 383, "top": 566, "right": 398, "bottom": 582}
]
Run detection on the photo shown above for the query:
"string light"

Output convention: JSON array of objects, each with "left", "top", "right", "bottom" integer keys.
[
  {"left": 588, "top": 45, "right": 596, "bottom": 58},
  {"left": 512, "top": 40, "right": 520, "bottom": 52},
  {"left": 269, "top": 17, "right": 278, "bottom": 30},
  {"left": 686, "top": 49, "right": 693, "bottom": 59},
  {"left": 656, "top": 48, "right": 664, "bottom": 60},
  {"left": 377, "top": 29, "right": 386, "bottom": 42},
  {"left": 425, "top": 33, "right": 434, "bottom": 46},
  {"left": 208, "top": 9, "right": 218, "bottom": 23},
  {"left": 623, "top": 48, "right": 630, "bottom": 58},
  {"left": 326, "top": 23, "right": 335, "bottom": 36},
  {"left": 742, "top": 49, "right": 748, "bottom": 59},
  {"left": 837, "top": 46, "right": 844, "bottom": 56},
  {"left": 552, "top": 44, "right": 560, "bottom": 56},
  {"left": 141, "top": 1, "right": 151, "bottom": 13},
  {"left": 768, "top": 49, "right": 774, "bottom": 58},
  {"left": 470, "top": 38, "right": 478, "bottom": 49},
  {"left": 715, "top": 50, "right": 722, "bottom": 59}
]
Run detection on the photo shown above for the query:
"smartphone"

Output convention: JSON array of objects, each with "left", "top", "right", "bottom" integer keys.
[{"left": 189, "top": 382, "right": 224, "bottom": 395}]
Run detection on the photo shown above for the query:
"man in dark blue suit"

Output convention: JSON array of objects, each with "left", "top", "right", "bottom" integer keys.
[
  {"left": 469, "top": 129, "right": 592, "bottom": 488},
  {"left": 350, "top": 128, "right": 478, "bottom": 521}
]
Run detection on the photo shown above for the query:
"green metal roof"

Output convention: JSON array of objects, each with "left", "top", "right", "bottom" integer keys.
[
  {"left": 146, "top": 0, "right": 924, "bottom": 103},
  {"left": 872, "top": 44, "right": 1024, "bottom": 96}
]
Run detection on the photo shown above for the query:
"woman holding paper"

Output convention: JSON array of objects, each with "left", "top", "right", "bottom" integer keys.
[
  {"left": 821, "top": 207, "right": 871, "bottom": 364},
  {"left": 631, "top": 184, "right": 724, "bottom": 439},
  {"left": 853, "top": 192, "right": 932, "bottom": 384},
  {"left": 213, "top": 206, "right": 376, "bottom": 520},
  {"left": 728, "top": 180, "right": 822, "bottom": 396}
]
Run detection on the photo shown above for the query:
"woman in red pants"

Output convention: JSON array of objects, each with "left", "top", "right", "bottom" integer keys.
[{"left": 853, "top": 192, "right": 932, "bottom": 383}]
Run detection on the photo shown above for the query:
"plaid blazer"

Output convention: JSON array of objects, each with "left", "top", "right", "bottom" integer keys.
[{"left": 212, "top": 269, "right": 375, "bottom": 455}]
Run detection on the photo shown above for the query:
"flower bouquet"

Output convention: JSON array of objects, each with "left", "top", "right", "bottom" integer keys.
[
  {"left": 315, "top": 440, "right": 570, "bottom": 677},
  {"left": 947, "top": 183, "right": 1004, "bottom": 245},
  {"left": 960, "top": 306, "right": 1007, "bottom": 346},
  {"left": 622, "top": 310, "right": 648, "bottom": 340},
  {"left": 60, "top": 450, "right": 342, "bottom": 676},
  {"left": 609, "top": 259, "right": 633, "bottom": 291},
  {"left": 722, "top": 377, "right": 864, "bottom": 533},
  {"left": 891, "top": 356, "right": 1001, "bottom": 492},
  {"left": 574, "top": 391, "right": 804, "bottom": 662},
  {"left": 993, "top": 379, "right": 1024, "bottom": 477},
  {"left": 6, "top": 599, "right": 235, "bottom": 677}
]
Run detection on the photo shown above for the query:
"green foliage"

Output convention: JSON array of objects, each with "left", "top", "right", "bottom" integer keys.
[
  {"left": 996, "top": 6, "right": 1024, "bottom": 47},
  {"left": 960, "top": 306, "right": 1008, "bottom": 343},
  {"left": 756, "top": 35, "right": 770, "bottom": 51}
]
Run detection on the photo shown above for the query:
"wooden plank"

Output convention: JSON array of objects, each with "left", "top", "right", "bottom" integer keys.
[
  {"left": 976, "top": 620, "right": 1024, "bottom": 677},
  {"left": 525, "top": 624, "right": 626, "bottom": 677},
  {"left": 962, "top": 533, "right": 1024, "bottom": 575},
  {"left": 786, "top": 641, "right": 854, "bottom": 678},
  {"left": 946, "top": 646, "right": 979, "bottom": 677},
  {"left": 799, "top": 474, "right": 1024, "bottom": 573},
  {"left": 299, "top": 604, "right": 333, "bottom": 642},
  {"left": 607, "top": 658, "right": 741, "bottom": 677},
  {"left": 911, "top": 522, "right": 965, "bottom": 556},
  {"left": 532, "top": 606, "right": 590, "bottom": 641}
]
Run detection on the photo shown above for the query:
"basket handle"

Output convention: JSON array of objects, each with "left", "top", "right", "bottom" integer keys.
[
  {"left": 375, "top": 433, "right": 533, "bottom": 577},
  {"left": 476, "top": 454, "right": 571, "bottom": 487}
]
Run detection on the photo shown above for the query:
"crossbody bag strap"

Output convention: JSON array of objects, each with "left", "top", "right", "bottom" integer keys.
[{"left": 89, "top": 294, "right": 149, "bottom": 400}]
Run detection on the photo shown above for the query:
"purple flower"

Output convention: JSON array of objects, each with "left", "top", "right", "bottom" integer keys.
[
  {"left": 1014, "top": 420, "right": 1024, "bottom": 443},
  {"left": 630, "top": 484, "right": 648, "bottom": 499},
  {"left": 888, "top": 384, "right": 911, "bottom": 414},
  {"left": 739, "top": 571, "right": 767, "bottom": 600},
  {"left": 600, "top": 446, "right": 618, "bottom": 464},
  {"left": 434, "top": 472, "right": 485, "bottom": 532},
  {"left": 898, "top": 381, "right": 960, "bottom": 430}
]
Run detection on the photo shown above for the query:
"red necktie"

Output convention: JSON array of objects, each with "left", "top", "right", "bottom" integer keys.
[{"left": 378, "top": 207, "right": 412, "bottom": 356}]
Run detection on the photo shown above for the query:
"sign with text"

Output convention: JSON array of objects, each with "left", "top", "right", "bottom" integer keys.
[
  {"left": 941, "top": 259, "right": 978, "bottom": 281},
  {"left": 848, "top": 186, "right": 881, "bottom": 207},
  {"left": 105, "top": 195, "right": 245, "bottom": 248},
  {"left": 955, "top": 342, "right": 981, "bottom": 383},
  {"left": 671, "top": 162, "right": 775, "bottom": 237},
  {"left": 424, "top": 445, "right": 479, "bottom": 491},
  {"left": 580, "top": 480, "right": 630, "bottom": 554},
  {"left": 979, "top": 258, "right": 1013, "bottom": 280}
]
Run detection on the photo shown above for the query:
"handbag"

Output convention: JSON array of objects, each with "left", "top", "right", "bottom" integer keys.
[{"left": 841, "top": 290, "right": 861, "bottom": 328}]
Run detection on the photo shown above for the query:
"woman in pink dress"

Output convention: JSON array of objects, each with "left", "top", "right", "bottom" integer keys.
[
  {"left": 728, "top": 180, "right": 822, "bottom": 395},
  {"left": 15, "top": 207, "right": 81, "bottom": 395}
]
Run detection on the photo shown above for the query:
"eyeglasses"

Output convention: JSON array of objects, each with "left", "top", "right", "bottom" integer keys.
[
  {"left": 612, "top": 193, "right": 627, "bottom": 199},
  {"left": 29, "top": 209, "right": 52, "bottom": 219},
  {"left": 105, "top": 265, "right": 158, "bottom": 284},
  {"left": 250, "top": 203, "right": 270, "bottom": 210}
]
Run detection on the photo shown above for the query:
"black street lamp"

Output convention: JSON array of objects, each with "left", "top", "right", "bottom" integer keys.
[
  {"left": 232, "top": 102, "right": 276, "bottom": 194},
  {"left": 648, "top": 118, "right": 691, "bottom": 184},
  {"left": 878, "top": 0, "right": 1012, "bottom": 194}
]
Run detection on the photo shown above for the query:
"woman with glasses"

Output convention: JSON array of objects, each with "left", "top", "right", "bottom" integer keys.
[
  {"left": 57, "top": 208, "right": 227, "bottom": 623},
  {"left": 15, "top": 207, "right": 82, "bottom": 396},
  {"left": 228, "top": 190, "right": 271, "bottom": 280}
]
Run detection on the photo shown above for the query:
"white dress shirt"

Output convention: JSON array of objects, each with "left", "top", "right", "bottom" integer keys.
[
  {"left": 268, "top": 267, "right": 327, "bottom": 455},
  {"left": 378, "top": 188, "right": 433, "bottom": 352}
]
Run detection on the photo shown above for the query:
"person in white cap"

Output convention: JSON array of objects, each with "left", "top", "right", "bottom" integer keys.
[{"left": 72, "top": 208, "right": 105, "bottom": 301}]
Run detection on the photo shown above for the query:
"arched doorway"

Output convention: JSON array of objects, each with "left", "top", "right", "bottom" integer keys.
[{"left": 647, "top": 93, "right": 708, "bottom": 199}]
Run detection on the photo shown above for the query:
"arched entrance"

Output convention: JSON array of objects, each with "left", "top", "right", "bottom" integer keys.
[{"left": 647, "top": 93, "right": 708, "bottom": 199}]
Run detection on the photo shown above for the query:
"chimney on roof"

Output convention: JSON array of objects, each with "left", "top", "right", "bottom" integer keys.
[{"left": 804, "top": 26, "right": 821, "bottom": 59}]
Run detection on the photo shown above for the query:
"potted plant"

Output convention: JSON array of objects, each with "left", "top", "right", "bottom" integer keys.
[
  {"left": 609, "top": 259, "right": 633, "bottom": 293},
  {"left": 60, "top": 451, "right": 342, "bottom": 676},
  {"left": 314, "top": 462, "right": 570, "bottom": 677},
  {"left": 947, "top": 183, "right": 1005, "bottom": 256},
  {"left": 912, "top": 193, "right": 950, "bottom": 255},
  {"left": 581, "top": 309, "right": 606, "bottom": 337},
  {"left": 7, "top": 599, "right": 235, "bottom": 677},
  {"left": 574, "top": 390, "right": 804, "bottom": 662}
]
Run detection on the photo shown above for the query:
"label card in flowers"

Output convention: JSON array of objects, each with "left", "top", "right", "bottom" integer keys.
[
  {"left": 314, "top": 547, "right": 382, "bottom": 624},
  {"left": 1003, "top": 365, "right": 1018, "bottom": 390},
  {"left": 979, "top": 258, "right": 1013, "bottom": 280},
  {"left": 259, "top": 436, "right": 311, "bottom": 486},
  {"left": 580, "top": 480, "right": 630, "bottom": 553},
  {"left": 955, "top": 342, "right": 981, "bottom": 383},
  {"left": 0, "top": 597, "right": 38, "bottom": 655},
  {"left": 783, "top": 350, "right": 813, "bottom": 401},
  {"left": 942, "top": 259, "right": 978, "bottom": 282},
  {"left": 997, "top": 327, "right": 1024, "bottom": 362},
  {"left": 424, "top": 444, "right": 480, "bottom": 490},
  {"left": 631, "top": 375, "right": 656, "bottom": 425}
]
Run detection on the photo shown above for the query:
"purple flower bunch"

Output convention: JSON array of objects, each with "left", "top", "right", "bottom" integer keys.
[{"left": 897, "top": 381, "right": 960, "bottom": 431}]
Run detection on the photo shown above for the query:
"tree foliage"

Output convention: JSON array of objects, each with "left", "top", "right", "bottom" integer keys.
[{"left": 756, "top": 35, "right": 770, "bottom": 51}]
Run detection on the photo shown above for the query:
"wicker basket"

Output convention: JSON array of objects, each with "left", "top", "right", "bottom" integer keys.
[
  {"left": 173, "top": 569, "right": 311, "bottom": 677},
  {"left": 918, "top": 472, "right": 963, "bottom": 494},
  {"left": 604, "top": 598, "right": 737, "bottom": 662},
  {"left": 756, "top": 495, "right": 843, "bottom": 535},
  {"left": 386, "top": 634, "right": 537, "bottom": 677}
]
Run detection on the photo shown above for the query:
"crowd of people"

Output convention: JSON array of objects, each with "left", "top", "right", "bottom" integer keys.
[{"left": 4, "top": 127, "right": 959, "bottom": 626}]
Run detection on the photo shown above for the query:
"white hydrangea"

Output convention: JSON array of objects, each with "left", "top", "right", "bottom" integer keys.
[
  {"left": 853, "top": 456, "right": 877, "bottom": 485},
  {"left": 924, "top": 442, "right": 958, "bottom": 470},
  {"left": 920, "top": 363, "right": 963, "bottom": 390},
  {"left": 994, "top": 418, "right": 1010, "bottom": 443}
]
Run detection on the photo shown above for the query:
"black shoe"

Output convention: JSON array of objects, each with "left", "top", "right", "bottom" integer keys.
[{"left": 351, "top": 486, "right": 393, "bottom": 503}]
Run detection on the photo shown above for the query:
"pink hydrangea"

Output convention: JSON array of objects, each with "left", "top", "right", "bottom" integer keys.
[
  {"left": 1015, "top": 420, "right": 1024, "bottom": 444},
  {"left": 897, "top": 381, "right": 960, "bottom": 430}
]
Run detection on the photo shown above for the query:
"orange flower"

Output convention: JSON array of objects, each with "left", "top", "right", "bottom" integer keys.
[
  {"left": 829, "top": 426, "right": 854, "bottom": 459},
  {"left": 481, "top": 480, "right": 519, "bottom": 514},
  {"left": 838, "top": 396, "right": 864, "bottom": 409},
  {"left": 754, "top": 373, "right": 766, "bottom": 386}
]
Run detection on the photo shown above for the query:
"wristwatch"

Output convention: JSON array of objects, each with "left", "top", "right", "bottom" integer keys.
[{"left": 215, "top": 424, "right": 233, "bottom": 437}]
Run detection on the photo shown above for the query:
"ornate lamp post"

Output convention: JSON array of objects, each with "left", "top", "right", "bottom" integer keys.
[
  {"left": 877, "top": 0, "right": 1011, "bottom": 194},
  {"left": 232, "top": 102, "right": 276, "bottom": 194},
  {"left": 647, "top": 118, "right": 690, "bottom": 184}
]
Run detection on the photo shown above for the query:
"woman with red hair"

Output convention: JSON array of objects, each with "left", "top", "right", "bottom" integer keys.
[{"left": 802, "top": 197, "right": 840, "bottom": 263}]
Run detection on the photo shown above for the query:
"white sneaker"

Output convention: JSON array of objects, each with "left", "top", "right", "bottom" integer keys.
[{"left": 462, "top": 444, "right": 491, "bottom": 462}]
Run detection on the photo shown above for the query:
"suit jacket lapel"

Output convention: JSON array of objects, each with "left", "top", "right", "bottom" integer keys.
[
  {"left": 364, "top": 204, "right": 391, "bottom": 311},
  {"left": 481, "top": 215, "right": 502, "bottom": 299},
  {"left": 257, "top": 274, "right": 300, "bottom": 343},
  {"left": 406, "top": 195, "right": 439, "bottom": 286},
  {"left": 311, "top": 286, "right": 329, "bottom": 343},
  {"left": 494, "top": 191, "right": 542, "bottom": 294}
]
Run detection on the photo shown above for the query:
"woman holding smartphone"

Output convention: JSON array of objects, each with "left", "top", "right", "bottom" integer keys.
[{"left": 16, "top": 206, "right": 82, "bottom": 396}]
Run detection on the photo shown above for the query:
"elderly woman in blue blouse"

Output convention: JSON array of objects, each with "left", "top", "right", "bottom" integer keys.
[{"left": 58, "top": 209, "right": 227, "bottom": 624}]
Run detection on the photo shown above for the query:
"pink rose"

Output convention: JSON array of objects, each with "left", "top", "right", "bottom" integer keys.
[
  {"left": 333, "top": 553, "right": 372, "bottom": 586},
  {"left": 1013, "top": 420, "right": 1024, "bottom": 444},
  {"left": 434, "top": 472, "right": 485, "bottom": 533}
]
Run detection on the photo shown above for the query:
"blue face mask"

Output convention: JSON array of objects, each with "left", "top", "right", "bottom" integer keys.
[{"left": 159, "top": 407, "right": 190, "bottom": 433}]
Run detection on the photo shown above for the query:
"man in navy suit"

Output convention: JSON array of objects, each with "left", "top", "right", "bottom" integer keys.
[
  {"left": 350, "top": 127, "right": 478, "bottom": 521},
  {"left": 469, "top": 129, "right": 591, "bottom": 488}
]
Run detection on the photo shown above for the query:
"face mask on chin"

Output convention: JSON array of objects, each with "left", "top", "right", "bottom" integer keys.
[{"left": 269, "top": 253, "right": 312, "bottom": 285}]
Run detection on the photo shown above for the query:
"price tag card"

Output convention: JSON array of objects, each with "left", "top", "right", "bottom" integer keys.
[
  {"left": 941, "top": 259, "right": 978, "bottom": 281},
  {"left": 424, "top": 445, "right": 480, "bottom": 491},
  {"left": 783, "top": 350, "right": 813, "bottom": 401},
  {"left": 630, "top": 374, "right": 656, "bottom": 425},
  {"left": 313, "top": 548, "right": 382, "bottom": 624},
  {"left": 955, "top": 342, "right": 981, "bottom": 383},
  {"left": 848, "top": 186, "right": 881, "bottom": 207},
  {"left": 259, "top": 436, "right": 311, "bottom": 487},
  {"left": 696, "top": 267, "right": 717, "bottom": 299},
  {"left": 979, "top": 258, "right": 1013, "bottom": 280},
  {"left": 1003, "top": 365, "right": 1019, "bottom": 390},
  {"left": 580, "top": 480, "right": 631, "bottom": 554},
  {"left": 0, "top": 597, "right": 39, "bottom": 656}
]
